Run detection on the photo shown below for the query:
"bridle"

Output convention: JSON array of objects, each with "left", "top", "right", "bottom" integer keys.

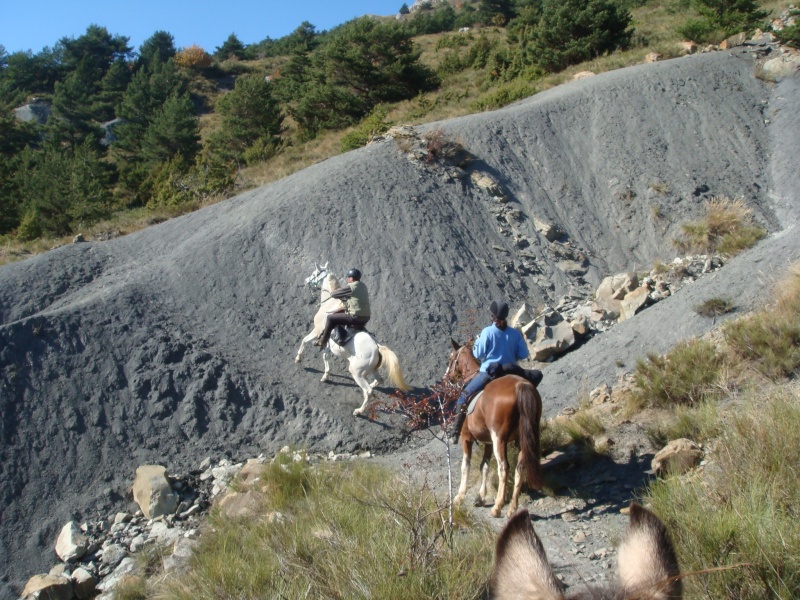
[{"left": 443, "top": 344, "right": 479, "bottom": 386}]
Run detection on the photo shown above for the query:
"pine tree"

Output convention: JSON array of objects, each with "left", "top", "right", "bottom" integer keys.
[
  {"left": 215, "top": 33, "right": 248, "bottom": 60},
  {"left": 140, "top": 92, "right": 200, "bottom": 165},
  {"left": 137, "top": 31, "right": 177, "bottom": 70},
  {"left": 46, "top": 61, "right": 103, "bottom": 152},
  {"left": 216, "top": 74, "right": 283, "bottom": 162}
]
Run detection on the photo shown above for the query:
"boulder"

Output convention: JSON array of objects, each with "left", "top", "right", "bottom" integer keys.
[
  {"left": 132, "top": 465, "right": 179, "bottom": 519},
  {"left": 55, "top": 521, "right": 88, "bottom": 562},
  {"left": 71, "top": 568, "right": 96, "bottom": 600},
  {"left": 21, "top": 574, "right": 73, "bottom": 600},
  {"left": 596, "top": 272, "right": 639, "bottom": 300},
  {"left": 509, "top": 303, "right": 534, "bottom": 329},
  {"left": 590, "top": 297, "right": 622, "bottom": 322},
  {"left": 216, "top": 489, "right": 266, "bottom": 519},
  {"left": 619, "top": 286, "right": 650, "bottom": 321},
  {"left": 755, "top": 50, "right": 800, "bottom": 83},
  {"left": 651, "top": 439, "right": 703, "bottom": 476},
  {"left": 522, "top": 309, "right": 575, "bottom": 361},
  {"left": 533, "top": 217, "right": 559, "bottom": 241},
  {"left": 573, "top": 71, "right": 595, "bottom": 80}
]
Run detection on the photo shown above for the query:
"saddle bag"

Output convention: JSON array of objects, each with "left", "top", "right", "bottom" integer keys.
[{"left": 486, "top": 362, "right": 543, "bottom": 387}]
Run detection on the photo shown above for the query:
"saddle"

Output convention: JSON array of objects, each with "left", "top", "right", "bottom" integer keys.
[
  {"left": 330, "top": 324, "right": 370, "bottom": 346},
  {"left": 466, "top": 364, "right": 544, "bottom": 416}
]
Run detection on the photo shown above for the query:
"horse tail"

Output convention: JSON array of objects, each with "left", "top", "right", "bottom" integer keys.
[
  {"left": 516, "top": 381, "right": 543, "bottom": 490},
  {"left": 377, "top": 345, "right": 411, "bottom": 392}
]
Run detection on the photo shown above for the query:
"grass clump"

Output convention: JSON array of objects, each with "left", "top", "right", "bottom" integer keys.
[
  {"left": 154, "top": 455, "right": 493, "bottom": 600},
  {"left": 645, "top": 389, "right": 800, "bottom": 598},
  {"left": 673, "top": 196, "right": 766, "bottom": 255},
  {"left": 724, "top": 265, "right": 800, "bottom": 379},
  {"left": 646, "top": 400, "right": 721, "bottom": 448},
  {"left": 695, "top": 296, "right": 735, "bottom": 319},
  {"left": 630, "top": 338, "right": 723, "bottom": 410}
]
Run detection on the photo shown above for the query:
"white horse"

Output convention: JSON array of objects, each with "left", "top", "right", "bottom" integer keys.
[{"left": 295, "top": 265, "right": 411, "bottom": 416}]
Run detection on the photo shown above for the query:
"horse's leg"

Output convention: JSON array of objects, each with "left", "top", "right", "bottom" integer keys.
[
  {"left": 506, "top": 455, "right": 525, "bottom": 518},
  {"left": 490, "top": 431, "right": 509, "bottom": 518},
  {"left": 320, "top": 346, "right": 331, "bottom": 382},
  {"left": 351, "top": 359, "right": 374, "bottom": 417},
  {"left": 475, "top": 443, "right": 493, "bottom": 507},
  {"left": 295, "top": 330, "right": 319, "bottom": 363},
  {"left": 454, "top": 437, "right": 473, "bottom": 507}
]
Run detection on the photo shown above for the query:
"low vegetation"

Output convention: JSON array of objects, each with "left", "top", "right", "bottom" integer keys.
[
  {"left": 673, "top": 196, "right": 767, "bottom": 255},
  {"left": 144, "top": 454, "right": 494, "bottom": 599},
  {"left": 628, "top": 263, "right": 800, "bottom": 597}
]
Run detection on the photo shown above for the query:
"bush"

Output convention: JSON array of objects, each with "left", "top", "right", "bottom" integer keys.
[
  {"left": 470, "top": 79, "right": 538, "bottom": 111},
  {"left": 694, "top": 297, "right": 735, "bottom": 318},
  {"left": 646, "top": 389, "right": 800, "bottom": 598},
  {"left": 673, "top": 196, "right": 766, "bottom": 255},
  {"left": 775, "top": 8, "right": 800, "bottom": 47},
  {"left": 174, "top": 45, "right": 213, "bottom": 70},
  {"left": 676, "top": 17, "right": 725, "bottom": 43},
  {"left": 15, "top": 209, "right": 43, "bottom": 241},
  {"left": 340, "top": 105, "right": 393, "bottom": 152},
  {"left": 630, "top": 338, "right": 723, "bottom": 409},
  {"left": 724, "top": 267, "right": 800, "bottom": 379},
  {"left": 154, "top": 456, "right": 494, "bottom": 599}
]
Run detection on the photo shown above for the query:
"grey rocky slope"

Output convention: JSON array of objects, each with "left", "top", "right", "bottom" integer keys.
[{"left": 1, "top": 46, "right": 799, "bottom": 596}]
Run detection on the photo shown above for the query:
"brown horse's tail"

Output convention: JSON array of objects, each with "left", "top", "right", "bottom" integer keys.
[
  {"left": 378, "top": 345, "right": 411, "bottom": 392},
  {"left": 516, "top": 381, "right": 543, "bottom": 490}
]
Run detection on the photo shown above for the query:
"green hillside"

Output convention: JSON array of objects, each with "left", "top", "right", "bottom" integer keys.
[{"left": 0, "top": 0, "right": 792, "bottom": 264}]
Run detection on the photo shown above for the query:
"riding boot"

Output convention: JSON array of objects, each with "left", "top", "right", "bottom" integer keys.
[
  {"left": 449, "top": 406, "right": 467, "bottom": 444},
  {"left": 313, "top": 333, "right": 328, "bottom": 347}
]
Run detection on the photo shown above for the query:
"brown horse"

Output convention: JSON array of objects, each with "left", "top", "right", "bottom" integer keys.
[
  {"left": 444, "top": 339, "right": 543, "bottom": 518},
  {"left": 490, "top": 504, "right": 683, "bottom": 599}
]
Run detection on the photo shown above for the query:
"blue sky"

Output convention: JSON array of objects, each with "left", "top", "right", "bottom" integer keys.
[{"left": 1, "top": 1, "right": 406, "bottom": 55}]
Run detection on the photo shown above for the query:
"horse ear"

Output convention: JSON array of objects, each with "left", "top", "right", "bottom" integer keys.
[
  {"left": 490, "top": 510, "right": 563, "bottom": 600},
  {"left": 618, "top": 503, "right": 682, "bottom": 599},
  {"left": 450, "top": 339, "right": 460, "bottom": 351},
  {"left": 321, "top": 261, "right": 328, "bottom": 270}
]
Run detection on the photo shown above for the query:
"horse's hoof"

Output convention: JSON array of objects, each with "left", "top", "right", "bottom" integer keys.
[
  {"left": 453, "top": 495, "right": 465, "bottom": 507},
  {"left": 490, "top": 507, "right": 502, "bottom": 518},
  {"left": 353, "top": 408, "right": 363, "bottom": 417},
  {"left": 473, "top": 497, "right": 485, "bottom": 508},
  {"left": 294, "top": 356, "right": 301, "bottom": 363}
]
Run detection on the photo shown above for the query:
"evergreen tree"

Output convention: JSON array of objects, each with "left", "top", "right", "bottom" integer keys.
[
  {"left": 477, "top": 0, "right": 514, "bottom": 25},
  {"left": 0, "top": 115, "right": 38, "bottom": 234},
  {"left": 216, "top": 74, "right": 283, "bottom": 162},
  {"left": 46, "top": 61, "right": 103, "bottom": 152},
  {"left": 522, "top": 0, "right": 633, "bottom": 72},
  {"left": 0, "top": 48, "right": 61, "bottom": 105},
  {"left": 692, "top": 0, "right": 768, "bottom": 34},
  {"left": 14, "top": 140, "right": 111, "bottom": 238},
  {"left": 400, "top": 3, "right": 410, "bottom": 14},
  {"left": 137, "top": 31, "right": 177, "bottom": 69},
  {"left": 94, "top": 58, "right": 132, "bottom": 122},
  {"left": 58, "top": 25, "right": 132, "bottom": 80},
  {"left": 215, "top": 33, "right": 247, "bottom": 60},
  {"left": 140, "top": 92, "right": 200, "bottom": 165}
]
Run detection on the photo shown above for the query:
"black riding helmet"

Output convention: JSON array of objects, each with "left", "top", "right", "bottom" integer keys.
[
  {"left": 490, "top": 300, "right": 509, "bottom": 320},
  {"left": 347, "top": 268, "right": 362, "bottom": 281}
]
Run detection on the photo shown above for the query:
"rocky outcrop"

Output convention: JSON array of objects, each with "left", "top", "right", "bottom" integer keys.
[{"left": 651, "top": 439, "right": 704, "bottom": 476}]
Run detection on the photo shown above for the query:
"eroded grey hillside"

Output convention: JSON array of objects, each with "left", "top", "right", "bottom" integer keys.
[{"left": 2, "top": 49, "right": 799, "bottom": 595}]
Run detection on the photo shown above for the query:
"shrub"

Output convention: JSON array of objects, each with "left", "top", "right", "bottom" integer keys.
[
  {"left": 154, "top": 456, "right": 495, "bottom": 599},
  {"left": 676, "top": 17, "right": 725, "bottom": 43},
  {"left": 673, "top": 196, "right": 765, "bottom": 255},
  {"left": 630, "top": 338, "right": 723, "bottom": 409},
  {"left": 340, "top": 105, "right": 393, "bottom": 152},
  {"left": 646, "top": 389, "right": 800, "bottom": 598},
  {"left": 422, "top": 128, "right": 467, "bottom": 165},
  {"left": 775, "top": 8, "right": 800, "bottom": 47},
  {"left": 174, "top": 45, "right": 213, "bottom": 70},
  {"left": 15, "top": 209, "right": 43, "bottom": 241},
  {"left": 470, "top": 80, "right": 538, "bottom": 111},
  {"left": 724, "top": 266, "right": 800, "bottom": 378},
  {"left": 645, "top": 400, "right": 721, "bottom": 447},
  {"left": 694, "top": 297, "right": 735, "bottom": 318}
]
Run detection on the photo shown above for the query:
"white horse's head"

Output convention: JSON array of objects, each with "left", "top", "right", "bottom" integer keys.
[{"left": 304, "top": 261, "right": 329, "bottom": 290}]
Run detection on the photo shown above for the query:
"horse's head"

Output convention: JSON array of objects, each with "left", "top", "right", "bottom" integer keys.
[
  {"left": 491, "top": 504, "right": 683, "bottom": 600},
  {"left": 304, "top": 261, "right": 329, "bottom": 290},
  {"left": 322, "top": 272, "right": 340, "bottom": 293},
  {"left": 443, "top": 338, "right": 478, "bottom": 383}
]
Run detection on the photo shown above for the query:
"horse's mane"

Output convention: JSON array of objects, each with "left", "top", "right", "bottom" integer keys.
[{"left": 323, "top": 272, "right": 341, "bottom": 292}]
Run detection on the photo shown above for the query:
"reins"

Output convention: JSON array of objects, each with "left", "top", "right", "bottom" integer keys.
[{"left": 445, "top": 345, "right": 480, "bottom": 386}]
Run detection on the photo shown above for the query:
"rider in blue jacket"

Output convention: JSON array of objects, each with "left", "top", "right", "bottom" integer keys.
[{"left": 450, "top": 300, "right": 530, "bottom": 444}]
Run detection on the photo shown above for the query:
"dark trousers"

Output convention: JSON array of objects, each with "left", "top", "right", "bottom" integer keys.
[
  {"left": 455, "top": 371, "right": 492, "bottom": 409},
  {"left": 320, "top": 313, "right": 370, "bottom": 344}
]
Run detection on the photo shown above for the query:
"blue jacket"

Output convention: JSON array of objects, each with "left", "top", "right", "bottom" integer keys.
[{"left": 473, "top": 324, "right": 529, "bottom": 372}]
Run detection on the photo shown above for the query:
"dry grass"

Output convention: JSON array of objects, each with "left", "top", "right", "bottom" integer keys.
[{"left": 674, "top": 196, "right": 766, "bottom": 255}]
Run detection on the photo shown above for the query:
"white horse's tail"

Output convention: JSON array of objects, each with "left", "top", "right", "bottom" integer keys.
[{"left": 378, "top": 345, "right": 411, "bottom": 392}]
